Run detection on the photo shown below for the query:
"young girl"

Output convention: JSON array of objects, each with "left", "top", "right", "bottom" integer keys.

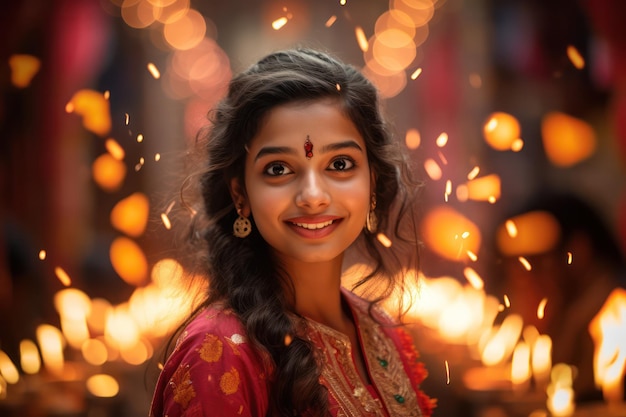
[{"left": 150, "top": 48, "right": 435, "bottom": 417}]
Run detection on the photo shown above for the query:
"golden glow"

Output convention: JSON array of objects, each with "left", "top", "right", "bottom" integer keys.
[
  {"left": 110, "top": 237, "right": 149, "bottom": 286},
  {"left": 82, "top": 339, "right": 108, "bottom": 366},
  {"left": 547, "top": 364, "right": 575, "bottom": 416},
  {"left": 54, "top": 266, "right": 72, "bottom": 286},
  {"left": 496, "top": 211, "right": 561, "bottom": 256},
  {"left": 518, "top": 256, "right": 532, "bottom": 271},
  {"left": 111, "top": 193, "right": 150, "bottom": 237},
  {"left": 92, "top": 153, "right": 127, "bottom": 192},
  {"left": 272, "top": 16, "right": 288, "bottom": 30},
  {"left": 589, "top": 288, "right": 626, "bottom": 402},
  {"left": 376, "top": 233, "right": 393, "bottom": 248},
  {"left": 163, "top": 8, "right": 206, "bottom": 50},
  {"left": 355, "top": 26, "right": 369, "bottom": 52},
  {"left": 537, "top": 297, "right": 548, "bottom": 319},
  {"left": 66, "top": 89, "right": 112, "bottom": 136},
  {"left": 421, "top": 205, "right": 481, "bottom": 262},
  {"left": 463, "top": 267, "right": 484, "bottom": 290},
  {"left": 566, "top": 45, "right": 585, "bottom": 69},
  {"left": 410, "top": 67, "right": 422, "bottom": 80},
  {"left": 483, "top": 112, "right": 521, "bottom": 151},
  {"left": 464, "top": 174, "right": 501, "bottom": 202},
  {"left": 86, "top": 374, "right": 120, "bottom": 398},
  {"left": 541, "top": 111, "right": 596, "bottom": 167},
  {"left": 325, "top": 15, "right": 337, "bottom": 27},
  {"left": 36, "top": 324, "right": 65, "bottom": 377},
  {"left": 436, "top": 132, "right": 448, "bottom": 147},
  {"left": 8, "top": 54, "right": 41, "bottom": 88},
  {"left": 105, "top": 138, "right": 126, "bottom": 160},
  {"left": 424, "top": 158, "right": 442, "bottom": 180},
  {"left": 405, "top": 128, "right": 421, "bottom": 149},
  {"left": 0, "top": 351, "right": 19, "bottom": 384},
  {"left": 511, "top": 341, "right": 531, "bottom": 388},
  {"left": 531, "top": 335, "right": 552, "bottom": 384},
  {"left": 19, "top": 340, "right": 41, "bottom": 375},
  {"left": 147, "top": 62, "right": 161, "bottom": 79}
]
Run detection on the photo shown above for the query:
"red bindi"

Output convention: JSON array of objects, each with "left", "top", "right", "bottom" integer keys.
[{"left": 304, "top": 136, "right": 313, "bottom": 159}]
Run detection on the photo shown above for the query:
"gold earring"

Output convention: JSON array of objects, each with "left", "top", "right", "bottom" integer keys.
[
  {"left": 366, "top": 194, "right": 378, "bottom": 233},
  {"left": 233, "top": 208, "right": 252, "bottom": 238}
]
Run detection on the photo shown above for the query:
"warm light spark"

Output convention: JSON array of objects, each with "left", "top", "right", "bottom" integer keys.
[
  {"left": 355, "top": 26, "right": 369, "bottom": 52},
  {"left": 0, "top": 350, "right": 19, "bottom": 384},
  {"left": 537, "top": 298, "right": 548, "bottom": 319},
  {"left": 411, "top": 68, "right": 423, "bottom": 80},
  {"left": 284, "top": 334, "right": 293, "bottom": 346},
  {"left": 566, "top": 45, "right": 585, "bottom": 69},
  {"left": 54, "top": 266, "right": 72, "bottom": 286},
  {"left": 567, "top": 251, "right": 573, "bottom": 264},
  {"left": 445, "top": 360, "right": 450, "bottom": 384},
  {"left": 461, "top": 231, "right": 470, "bottom": 239},
  {"left": 155, "top": 153, "right": 161, "bottom": 162},
  {"left": 436, "top": 132, "right": 449, "bottom": 147},
  {"left": 147, "top": 62, "right": 161, "bottom": 79},
  {"left": 376, "top": 233, "right": 392, "bottom": 248},
  {"left": 272, "top": 17, "right": 288, "bottom": 30},
  {"left": 38, "top": 250, "right": 46, "bottom": 260},
  {"left": 137, "top": 134, "right": 144, "bottom": 143},
  {"left": 505, "top": 220, "right": 518, "bottom": 238},
  {"left": 161, "top": 213, "right": 172, "bottom": 230},
  {"left": 325, "top": 15, "right": 337, "bottom": 27},
  {"left": 165, "top": 200, "right": 176, "bottom": 215},
  {"left": 518, "top": 256, "right": 532, "bottom": 271},
  {"left": 488, "top": 196, "right": 497, "bottom": 204},
  {"left": 511, "top": 138, "right": 524, "bottom": 152},
  {"left": 467, "top": 166, "right": 480, "bottom": 180},
  {"left": 424, "top": 159, "right": 442, "bottom": 180},
  {"left": 125, "top": 113, "right": 130, "bottom": 125},
  {"left": 340, "top": 0, "right": 347, "bottom": 5},
  {"left": 335, "top": 83, "right": 341, "bottom": 91},
  {"left": 463, "top": 267, "right": 484, "bottom": 290},
  {"left": 105, "top": 138, "right": 125, "bottom": 160},
  {"left": 104, "top": 90, "right": 110, "bottom": 100},
  {"left": 444, "top": 180, "right": 452, "bottom": 202},
  {"left": 466, "top": 250, "right": 477, "bottom": 262},
  {"left": 504, "top": 294, "right": 511, "bottom": 308}
]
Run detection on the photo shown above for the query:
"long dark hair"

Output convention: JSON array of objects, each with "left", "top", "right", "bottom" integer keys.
[{"left": 173, "top": 48, "right": 421, "bottom": 416}]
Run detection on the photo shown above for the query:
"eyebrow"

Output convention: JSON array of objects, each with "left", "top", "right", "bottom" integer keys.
[{"left": 254, "top": 140, "right": 363, "bottom": 161}]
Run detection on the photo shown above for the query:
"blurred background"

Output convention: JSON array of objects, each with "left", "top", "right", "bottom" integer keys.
[{"left": 1, "top": 0, "right": 626, "bottom": 416}]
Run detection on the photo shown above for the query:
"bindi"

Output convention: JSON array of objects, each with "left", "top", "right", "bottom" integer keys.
[{"left": 304, "top": 135, "right": 313, "bottom": 159}]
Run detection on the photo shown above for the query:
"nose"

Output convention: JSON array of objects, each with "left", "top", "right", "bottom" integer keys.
[{"left": 296, "top": 170, "right": 330, "bottom": 209}]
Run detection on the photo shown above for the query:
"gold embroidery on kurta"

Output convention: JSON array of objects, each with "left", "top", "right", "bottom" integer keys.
[
  {"left": 198, "top": 333, "right": 223, "bottom": 362},
  {"left": 220, "top": 366, "right": 240, "bottom": 395},
  {"left": 170, "top": 364, "right": 195, "bottom": 408}
]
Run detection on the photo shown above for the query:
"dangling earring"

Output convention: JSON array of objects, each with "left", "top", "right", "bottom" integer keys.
[
  {"left": 233, "top": 208, "right": 252, "bottom": 238},
  {"left": 366, "top": 194, "right": 378, "bottom": 233}
]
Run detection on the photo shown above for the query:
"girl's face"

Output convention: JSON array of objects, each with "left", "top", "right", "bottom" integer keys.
[{"left": 236, "top": 98, "right": 371, "bottom": 266}]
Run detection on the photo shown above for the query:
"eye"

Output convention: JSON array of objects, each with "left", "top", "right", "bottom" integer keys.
[
  {"left": 264, "top": 162, "right": 293, "bottom": 176},
  {"left": 328, "top": 157, "right": 354, "bottom": 171}
]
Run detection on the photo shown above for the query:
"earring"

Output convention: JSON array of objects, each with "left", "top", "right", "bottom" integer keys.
[
  {"left": 366, "top": 194, "right": 378, "bottom": 233},
  {"left": 233, "top": 208, "right": 252, "bottom": 238}
]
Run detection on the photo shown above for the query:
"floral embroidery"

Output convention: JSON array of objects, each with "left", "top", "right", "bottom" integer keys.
[
  {"left": 170, "top": 364, "right": 195, "bottom": 408},
  {"left": 220, "top": 366, "right": 240, "bottom": 395},
  {"left": 197, "top": 333, "right": 223, "bottom": 362}
]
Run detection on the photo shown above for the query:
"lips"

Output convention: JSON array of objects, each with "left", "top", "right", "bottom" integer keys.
[{"left": 285, "top": 216, "right": 342, "bottom": 238}]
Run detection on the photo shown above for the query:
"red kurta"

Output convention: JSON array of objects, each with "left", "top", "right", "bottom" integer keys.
[{"left": 150, "top": 288, "right": 435, "bottom": 416}]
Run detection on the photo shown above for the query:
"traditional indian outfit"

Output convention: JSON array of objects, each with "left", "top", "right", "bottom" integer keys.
[{"left": 150, "top": 288, "right": 435, "bottom": 416}]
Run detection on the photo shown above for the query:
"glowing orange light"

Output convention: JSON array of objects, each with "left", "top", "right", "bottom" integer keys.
[
  {"left": 505, "top": 220, "right": 518, "bottom": 238},
  {"left": 325, "top": 15, "right": 337, "bottom": 27},
  {"left": 105, "top": 138, "right": 125, "bottom": 160},
  {"left": 36, "top": 324, "right": 65, "bottom": 377},
  {"left": 411, "top": 68, "right": 422, "bottom": 80},
  {"left": 87, "top": 374, "right": 119, "bottom": 398},
  {"left": 147, "top": 62, "right": 161, "bottom": 79},
  {"left": 511, "top": 341, "right": 531, "bottom": 389},
  {"left": 8, "top": 54, "right": 41, "bottom": 88},
  {"left": 467, "top": 166, "right": 480, "bottom": 180},
  {"left": 518, "top": 256, "right": 532, "bottom": 271},
  {"left": 137, "top": 133, "right": 144, "bottom": 142},
  {"left": 436, "top": 132, "right": 448, "bottom": 147},
  {"left": 567, "top": 252, "right": 573, "bottom": 264},
  {"left": 496, "top": 211, "right": 561, "bottom": 256},
  {"left": 421, "top": 205, "right": 481, "bottom": 261},
  {"left": 355, "top": 26, "right": 369, "bottom": 52},
  {"left": 445, "top": 360, "right": 450, "bottom": 384},
  {"left": 424, "top": 158, "right": 442, "bottom": 180},
  {"left": 483, "top": 112, "right": 521, "bottom": 151},
  {"left": 81, "top": 339, "right": 108, "bottom": 366},
  {"left": 405, "top": 128, "right": 421, "bottom": 149},
  {"left": 111, "top": 193, "right": 150, "bottom": 237},
  {"left": 376, "top": 233, "right": 392, "bottom": 248},
  {"left": 272, "top": 16, "right": 288, "bottom": 30},
  {"left": 537, "top": 298, "right": 548, "bottom": 319},
  {"left": 0, "top": 351, "right": 19, "bottom": 384},
  {"left": 566, "top": 45, "right": 585, "bottom": 69},
  {"left": 110, "top": 237, "right": 149, "bottom": 286},
  {"left": 19, "top": 340, "right": 41, "bottom": 375},
  {"left": 504, "top": 294, "right": 511, "bottom": 308},
  {"left": 54, "top": 266, "right": 72, "bottom": 286},
  {"left": 463, "top": 267, "right": 484, "bottom": 290},
  {"left": 465, "top": 174, "right": 501, "bottom": 202},
  {"left": 38, "top": 250, "right": 46, "bottom": 260},
  {"left": 92, "top": 153, "right": 126, "bottom": 192},
  {"left": 66, "top": 89, "right": 112, "bottom": 136},
  {"left": 161, "top": 213, "right": 172, "bottom": 230},
  {"left": 541, "top": 111, "right": 596, "bottom": 167}
]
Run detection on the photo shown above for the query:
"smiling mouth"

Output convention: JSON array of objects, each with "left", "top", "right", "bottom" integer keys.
[{"left": 292, "top": 220, "right": 335, "bottom": 230}]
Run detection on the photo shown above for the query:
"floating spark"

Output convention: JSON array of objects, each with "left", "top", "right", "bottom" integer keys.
[
  {"left": 436, "top": 132, "right": 448, "bottom": 147},
  {"left": 38, "top": 250, "right": 46, "bottom": 260},
  {"left": 355, "top": 26, "right": 368, "bottom": 52},
  {"left": 467, "top": 166, "right": 480, "bottom": 180},
  {"left": 147, "top": 62, "right": 161, "bottom": 79},
  {"left": 504, "top": 294, "right": 511, "bottom": 308},
  {"left": 505, "top": 220, "right": 518, "bottom": 238},
  {"left": 161, "top": 213, "right": 172, "bottom": 230},
  {"left": 54, "top": 266, "right": 72, "bottom": 286},
  {"left": 137, "top": 134, "right": 144, "bottom": 143},
  {"left": 518, "top": 256, "right": 532, "bottom": 271},
  {"left": 272, "top": 17, "right": 288, "bottom": 30},
  {"left": 411, "top": 68, "right": 423, "bottom": 80},
  {"left": 566, "top": 45, "right": 585, "bottom": 69},
  {"left": 376, "top": 233, "right": 392, "bottom": 248},
  {"left": 567, "top": 252, "right": 573, "bottom": 264},
  {"left": 537, "top": 298, "right": 548, "bottom": 319},
  {"left": 445, "top": 360, "right": 450, "bottom": 384},
  {"left": 325, "top": 15, "right": 337, "bottom": 27}
]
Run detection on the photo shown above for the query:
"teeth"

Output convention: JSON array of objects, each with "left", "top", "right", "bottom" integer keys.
[{"left": 294, "top": 220, "right": 334, "bottom": 230}]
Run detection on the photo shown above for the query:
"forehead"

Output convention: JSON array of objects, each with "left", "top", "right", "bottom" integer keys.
[{"left": 248, "top": 98, "right": 365, "bottom": 151}]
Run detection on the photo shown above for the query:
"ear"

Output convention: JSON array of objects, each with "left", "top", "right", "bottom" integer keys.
[{"left": 229, "top": 177, "right": 250, "bottom": 217}]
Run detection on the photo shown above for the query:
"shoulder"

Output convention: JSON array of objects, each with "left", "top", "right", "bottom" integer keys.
[{"left": 149, "top": 305, "right": 270, "bottom": 417}]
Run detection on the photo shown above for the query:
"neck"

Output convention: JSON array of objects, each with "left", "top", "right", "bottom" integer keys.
[{"left": 281, "top": 255, "right": 349, "bottom": 332}]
